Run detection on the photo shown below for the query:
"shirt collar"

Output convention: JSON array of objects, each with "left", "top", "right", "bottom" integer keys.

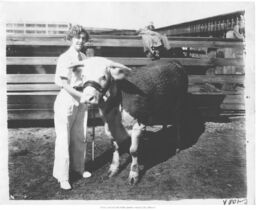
[{"left": 68, "top": 46, "right": 80, "bottom": 56}]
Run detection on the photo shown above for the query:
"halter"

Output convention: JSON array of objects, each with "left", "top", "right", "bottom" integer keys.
[
  {"left": 82, "top": 78, "right": 111, "bottom": 97},
  {"left": 83, "top": 81, "right": 104, "bottom": 93}
]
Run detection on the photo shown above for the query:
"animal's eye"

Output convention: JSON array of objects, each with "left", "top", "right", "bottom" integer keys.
[{"left": 101, "top": 75, "right": 107, "bottom": 81}]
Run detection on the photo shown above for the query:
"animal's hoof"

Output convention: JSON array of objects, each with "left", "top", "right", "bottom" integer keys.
[
  {"left": 128, "top": 170, "right": 139, "bottom": 185},
  {"left": 128, "top": 164, "right": 139, "bottom": 185},
  {"left": 128, "top": 175, "right": 139, "bottom": 185}
]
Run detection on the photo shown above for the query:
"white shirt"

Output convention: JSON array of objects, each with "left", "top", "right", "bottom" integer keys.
[{"left": 55, "top": 47, "right": 86, "bottom": 87}]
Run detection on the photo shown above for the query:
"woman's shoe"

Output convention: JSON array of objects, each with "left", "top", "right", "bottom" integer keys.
[
  {"left": 60, "top": 181, "right": 72, "bottom": 190},
  {"left": 82, "top": 171, "right": 92, "bottom": 178}
]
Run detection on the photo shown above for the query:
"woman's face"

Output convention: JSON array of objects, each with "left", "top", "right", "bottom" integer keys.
[{"left": 71, "top": 33, "right": 87, "bottom": 51}]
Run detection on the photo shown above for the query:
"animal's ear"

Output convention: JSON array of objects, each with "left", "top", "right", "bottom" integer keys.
[{"left": 108, "top": 62, "right": 131, "bottom": 80}]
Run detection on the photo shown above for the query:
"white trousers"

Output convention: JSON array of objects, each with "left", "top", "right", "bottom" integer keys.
[{"left": 53, "top": 90, "right": 88, "bottom": 182}]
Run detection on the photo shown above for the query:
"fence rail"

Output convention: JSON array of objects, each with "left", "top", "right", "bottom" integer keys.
[
  {"left": 7, "top": 35, "right": 245, "bottom": 49},
  {"left": 7, "top": 57, "right": 244, "bottom": 67},
  {"left": 7, "top": 74, "right": 245, "bottom": 84},
  {"left": 6, "top": 35, "right": 245, "bottom": 121},
  {"left": 6, "top": 75, "right": 244, "bottom": 96}
]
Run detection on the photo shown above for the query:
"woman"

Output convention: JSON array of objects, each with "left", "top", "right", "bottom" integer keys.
[{"left": 53, "top": 25, "right": 91, "bottom": 190}]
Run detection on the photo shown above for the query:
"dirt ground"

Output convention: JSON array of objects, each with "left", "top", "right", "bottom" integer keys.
[{"left": 8, "top": 116, "right": 247, "bottom": 201}]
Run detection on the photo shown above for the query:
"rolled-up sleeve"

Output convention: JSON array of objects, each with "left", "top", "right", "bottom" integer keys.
[{"left": 55, "top": 55, "right": 70, "bottom": 87}]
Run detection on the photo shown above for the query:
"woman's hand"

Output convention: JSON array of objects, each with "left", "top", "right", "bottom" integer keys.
[{"left": 61, "top": 79, "right": 83, "bottom": 102}]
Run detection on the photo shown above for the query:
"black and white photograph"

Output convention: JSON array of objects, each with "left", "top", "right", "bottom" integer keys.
[{"left": 0, "top": 0, "right": 255, "bottom": 206}]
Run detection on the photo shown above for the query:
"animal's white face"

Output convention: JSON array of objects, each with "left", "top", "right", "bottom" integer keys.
[{"left": 79, "top": 57, "right": 130, "bottom": 104}]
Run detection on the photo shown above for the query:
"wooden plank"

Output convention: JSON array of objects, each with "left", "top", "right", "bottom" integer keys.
[
  {"left": 8, "top": 90, "right": 232, "bottom": 96},
  {"left": 199, "top": 109, "right": 245, "bottom": 119},
  {"left": 6, "top": 39, "right": 244, "bottom": 48},
  {"left": 8, "top": 103, "right": 98, "bottom": 111},
  {"left": 8, "top": 103, "right": 54, "bottom": 109},
  {"left": 8, "top": 102, "right": 245, "bottom": 113},
  {"left": 7, "top": 74, "right": 245, "bottom": 84},
  {"left": 7, "top": 95, "right": 56, "bottom": 104},
  {"left": 217, "top": 94, "right": 245, "bottom": 104},
  {"left": 7, "top": 35, "right": 244, "bottom": 49},
  {"left": 188, "top": 94, "right": 244, "bottom": 106},
  {"left": 220, "top": 103, "right": 245, "bottom": 110},
  {"left": 7, "top": 92, "right": 59, "bottom": 95},
  {"left": 7, "top": 57, "right": 58, "bottom": 65},
  {"left": 188, "top": 86, "right": 244, "bottom": 95},
  {"left": 8, "top": 94, "right": 244, "bottom": 110},
  {"left": 190, "top": 91, "right": 244, "bottom": 95},
  {"left": 9, "top": 102, "right": 244, "bottom": 111},
  {"left": 7, "top": 74, "right": 54, "bottom": 83},
  {"left": 7, "top": 57, "right": 244, "bottom": 67},
  {"left": 7, "top": 84, "right": 60, "bottom": 92},
  {"left": 219, "top": 110, "right": 245, "bottom": 116},
  {"left": 7, "top": 83, "right": 244, "bottom": 95},
  {"left": 7, "top": 93, "right": 244, "bottom": 103},
  {"left": 7, "top": 34, "right": 245, "bottom": 41},
  {"left": 7, "top": 34, "right": 67, "bottom": 39},
  {"left": 8, "top": 109, "right": 100, "bottom": 120},
  {"left": 197, "top": 104, "right": 245, "bottom": 110},
  {"left": 7, "top": 40, "right": 69, "bottom": 47},
  {"left": 7, "top": 93, "right": 245, "bottom": 120},
  {"left": 189, "top": 75, "right": 244, "bottom": 84},
  {"left": 202, "top": 104, "right": 244, "bottom": 110},
  {"left": 7, "top": 105, "right": 244, "bottom": 121},
  {"left": 10, "top": 89, "right": 224, "bottom": 96},
  {"left": 7, "top": 73, "right": 244, "bottom": 96},
  {"left": 8, "top": 109, "right": 54, "bottom": 120}
]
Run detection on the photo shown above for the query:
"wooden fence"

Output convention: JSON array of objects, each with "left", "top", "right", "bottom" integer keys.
[{"left": 6, "top": 35, "right": 245, "bottom": 121}]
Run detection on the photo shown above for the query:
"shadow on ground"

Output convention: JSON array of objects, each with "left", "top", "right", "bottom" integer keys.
[
  {"left": 74, "top": 105, "right": 205, "bottom": 184},
  {"left": 138, "top": 105, "right": 205, "bottom": 180}
]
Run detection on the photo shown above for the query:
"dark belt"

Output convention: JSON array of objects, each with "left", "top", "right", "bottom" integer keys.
[{"left": 73, "top": 86, "right": 84, "bottom": 92}]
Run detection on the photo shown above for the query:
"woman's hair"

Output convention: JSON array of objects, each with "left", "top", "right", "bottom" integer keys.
[{"left": 66, "top": 25, "right": 90, "bottom": 41}]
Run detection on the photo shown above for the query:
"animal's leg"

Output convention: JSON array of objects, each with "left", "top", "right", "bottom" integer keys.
[
  {"left": 108, "top": 140, "right": 120, "bottom": 177},
  {"left": 174, "top": 99, "right": 184, "bottom": 153},
  {"left": 100, "top": 107, "right": 130, "bottom": 177},
  {"left": 104, "top": 122, "right": 113, "bottom": 138},
  {"left": 128, "top": 122, "right": 145, "bottom": 185},
  {"left": 175, "top": 118, "right": 181, "bottom": 154}
]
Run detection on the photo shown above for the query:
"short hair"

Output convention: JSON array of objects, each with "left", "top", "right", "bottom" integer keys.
[{"left": 66, "top": 25, "right": 90, "bottom": 41}]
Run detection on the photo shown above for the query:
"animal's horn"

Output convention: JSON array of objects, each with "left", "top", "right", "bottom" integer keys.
[
  {"left": 109, "top": 62, "right": 131, "bottom": 71},
  {"left": 68, "top": 61, "right": 84, "bottom": 69}
]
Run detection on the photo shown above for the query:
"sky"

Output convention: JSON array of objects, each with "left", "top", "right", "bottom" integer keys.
[{"left": 0, "top": 1, "right": 254, "bottom": 30}]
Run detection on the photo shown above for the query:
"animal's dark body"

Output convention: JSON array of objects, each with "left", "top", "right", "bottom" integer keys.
[
  {"left": 79, "top": 57, "right": 189, "bottom": 184},
  {"left": 117, "top": 60, "right": 188, "bottom": 125}
]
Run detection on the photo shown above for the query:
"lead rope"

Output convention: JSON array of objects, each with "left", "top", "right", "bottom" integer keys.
[{"left": 91, "top": 107, "right": 95, "bottom": 161}]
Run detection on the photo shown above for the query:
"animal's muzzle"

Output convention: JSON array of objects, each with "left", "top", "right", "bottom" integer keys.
[{"left": 80, "top": 80, "right": 111, "bottom": 104}]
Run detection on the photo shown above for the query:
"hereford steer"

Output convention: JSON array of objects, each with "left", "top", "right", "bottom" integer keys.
[{"left": 76, "top": 57, "right": 188, "bottom": 185}]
